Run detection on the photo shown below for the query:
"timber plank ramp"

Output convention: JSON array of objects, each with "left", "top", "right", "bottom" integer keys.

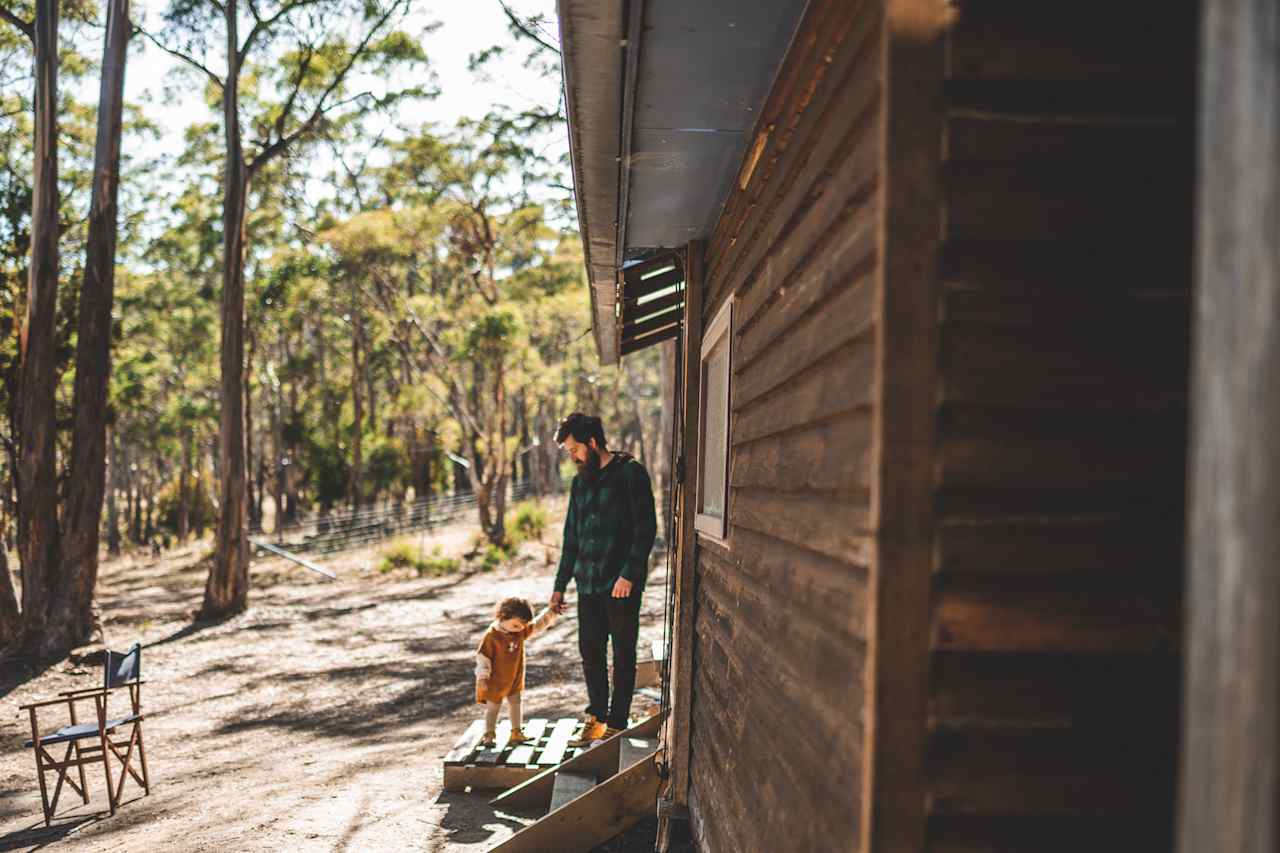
[{"left": 486, "top": 713, "right": 664, "bottom": 853}]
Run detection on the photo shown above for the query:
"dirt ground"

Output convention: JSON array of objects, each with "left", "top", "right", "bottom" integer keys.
[{"left": 0, "top": 507, "right": 670, "bottom": 852}]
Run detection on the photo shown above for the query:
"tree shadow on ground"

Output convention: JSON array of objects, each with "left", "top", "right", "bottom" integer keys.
[
  {"left": 213, "top": 656, "right": 478, "bottom": 744},
  {"left": 431, "top": 790, "right": 527, "bottom": 849}
]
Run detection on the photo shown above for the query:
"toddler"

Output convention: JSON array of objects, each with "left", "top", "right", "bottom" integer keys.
[{"left": 475, "top": 596, "right": 558, "bottom": 746}]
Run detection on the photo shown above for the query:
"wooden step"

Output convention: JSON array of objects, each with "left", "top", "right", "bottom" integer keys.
[
  {"left": 618, "top": 737, "right": 656, "bottom": 772},
  {"left": 490, "top": 712, "right": 665, "bottom": 809},
  {"left": 549, "top": 771, "right": 597, "bottom": 812},
  {"left": 487, "top": 753, "right": 661, "bottom": 853}
]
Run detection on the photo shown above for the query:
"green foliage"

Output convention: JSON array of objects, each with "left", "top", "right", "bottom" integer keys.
[
  {"left": 479, "top": 543, "right": 511, "bottom": 572},
  {"left": 154, "top": 475, "right": 217, "bottom": 535},
  {"left": 507, "top": 501, "right": 547, "bottom": 544},
  {"left": 378, "top": 539, "right": 460, "bottom": 576}
]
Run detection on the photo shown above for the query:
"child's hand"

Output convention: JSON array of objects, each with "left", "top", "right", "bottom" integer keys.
[{"left": 477, "top": 677, "right": 489, "bottom": 692}]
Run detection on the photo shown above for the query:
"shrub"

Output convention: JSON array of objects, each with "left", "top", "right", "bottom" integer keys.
[
  {"left": 508, "top": 501, "right": 548, "bottom": 545},
  {"left": 378, "top": 540, "right": 420, "bottom": 574},
  {"left": 479, "top": 542, "right": 516, "bottom": 571},
  {"left": 418, "top": 547, "right": 460, "bottom": 577},
  {"left": 378, "top": 540, "right": 461, "bottom": 576}
]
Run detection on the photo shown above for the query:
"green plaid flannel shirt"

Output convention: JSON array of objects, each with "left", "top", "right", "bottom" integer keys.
[{"left": 554, "top": 453, "right": 657, "bottom": 595}]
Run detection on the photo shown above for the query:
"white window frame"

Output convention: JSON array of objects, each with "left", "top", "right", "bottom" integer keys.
[{"left": 695, "top": 296, "right": 733, "bottom": 541}]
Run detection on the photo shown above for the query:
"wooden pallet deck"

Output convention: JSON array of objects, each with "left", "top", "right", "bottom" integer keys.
[{"left": 443, "top": 717, "right": 590, "bottom": 792}]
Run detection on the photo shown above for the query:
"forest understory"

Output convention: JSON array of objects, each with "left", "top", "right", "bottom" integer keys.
[{"left": 0, "top": 507, "right": 667, "bottom": 852}]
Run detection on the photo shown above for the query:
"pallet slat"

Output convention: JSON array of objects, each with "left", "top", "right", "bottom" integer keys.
[
  {"left": 474, "top": 721, "right": 512, "bottom": 766},
  {"left": 537, "top": 718, "right": 580, "bottom": 766},
  {"left": 445, "top": 720, "right": 486, "bottom": 764}
]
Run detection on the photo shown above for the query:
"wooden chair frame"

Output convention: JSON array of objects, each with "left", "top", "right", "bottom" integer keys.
[{"left": 19, "top": 645, "right": 151, "bottom": 826}]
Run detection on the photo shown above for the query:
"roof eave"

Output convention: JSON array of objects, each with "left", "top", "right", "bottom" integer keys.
[{"left": 558, "top": 0, "right": 625, "bottom": 366}]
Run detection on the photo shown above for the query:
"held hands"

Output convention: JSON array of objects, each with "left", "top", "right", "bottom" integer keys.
[
  {"left": 549, "top": 591, "right": 568, "bottom": 614},
  {"left": 611, "top": 577, "right": 633, "bottom": 599},
  {"left": 477, "top": 677, "right": 489, "bottom": 693}
]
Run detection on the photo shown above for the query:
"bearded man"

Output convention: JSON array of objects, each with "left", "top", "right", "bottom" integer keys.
[{"left": 550, "top": 412, "right": 657, "bottom": 744}]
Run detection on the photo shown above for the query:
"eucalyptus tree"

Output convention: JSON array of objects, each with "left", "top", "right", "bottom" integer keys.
[
  {"left": 145, "top": 0, "right": 428, "bottom": 615},
  {"left": 0, "top": 0, "right": 64, "bottom": 654},
  {"left": 55, "top": 0, "right": 132, "bottom": 657}
]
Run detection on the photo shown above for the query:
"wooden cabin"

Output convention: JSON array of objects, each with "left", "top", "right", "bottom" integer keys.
[{"left": 558, "top": 1, "right": 1277, "bottom": 851}]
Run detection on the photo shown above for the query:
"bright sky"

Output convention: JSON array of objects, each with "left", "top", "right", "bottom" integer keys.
[{"left": 118, "top": 0, "right": 567, "bottom": 206}]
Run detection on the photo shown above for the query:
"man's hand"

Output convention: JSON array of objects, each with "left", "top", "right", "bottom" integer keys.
[
  {"left": 550, "top": 590, "right": 567, "bottom": 614},
  {"left": 611, "top": 577, "right": 633, "bottom": 599}
]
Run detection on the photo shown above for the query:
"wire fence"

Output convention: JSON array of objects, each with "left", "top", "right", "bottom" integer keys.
[{"left": 256, "top": 479, "right": 540, "bottom": 557}]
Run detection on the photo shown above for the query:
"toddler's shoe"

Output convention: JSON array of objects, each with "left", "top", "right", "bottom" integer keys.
[
  {"left": 508, "top": 730, "right": 532, "bottom": 745},
  {"left": 478, "top": 730, "right": 497, "bottom": 747}
]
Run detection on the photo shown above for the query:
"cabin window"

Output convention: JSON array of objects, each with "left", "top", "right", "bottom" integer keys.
[{"left": 696, "top": 297, "right": 732, "bottom": 540}]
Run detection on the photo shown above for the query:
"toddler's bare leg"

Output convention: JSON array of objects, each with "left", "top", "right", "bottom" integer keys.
[
  {"left": 506, "top": 691, "right": 523, "bottom": 732},
  {"left": 484, "top": 700, "right": 501, "bottom": 734}
]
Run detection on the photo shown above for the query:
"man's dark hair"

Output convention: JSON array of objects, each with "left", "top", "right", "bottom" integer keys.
[{"left": 555, "top": 412, "right": 607, "bottom": 449}]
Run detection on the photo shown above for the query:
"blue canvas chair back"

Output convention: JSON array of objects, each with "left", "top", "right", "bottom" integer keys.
[{"left": 104, "top": 643, "right": 141, "bottom": 689}]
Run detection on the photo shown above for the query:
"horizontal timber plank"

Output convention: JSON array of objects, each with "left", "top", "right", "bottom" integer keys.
[
  {"left": 939, "top": 329, "right": 1189, "bottom": 410},
  {"left": 734, "top": 209, "right": 877, "bottom": 369},
  {"left": 731, "top": 334, "right": 875, "bottom": 445},
  {"left": 926, "top": 814, "right": 1174, "bottom": 853},
  {"left": 725, "top": 525, "right": 870, "bottom": 638},
  {"left": 729, "top": 408, "right": 874, "bottom": 497},
  {"left": 946, "top": 167, "right": 1191, "bottom": 243},
  {"left": 932, "top": 577, "right": 1180, "bottom": 654},
  {"left": 927, "top": 729, "right": 1178, "bottom": 818},
  {"left": 930, "top": 650, "right": 1181, "bottom": 726},
  {"left": 727, "top": 487, "right": 872, "bottom": 564},
  {"left": 941, "top": 238, "right": 1193, "bottom": 295},
  {"left": 936, "top": 516, "right": 1183, "bottom": 577},
  {"left": 946, "top": 115, "right": 1186, "bottom": 166},
  {"left": 945, "top": 79, "right": 1189, "bottom": 120},
  {"left": 695, "top": 559, "right": 867, "bottom": 747},
  {"left": 948, "top": 0, "right": 1196, "bottom": 84},
  {"left": 733, "top": 273, "right": 876, "bottom": 413}
]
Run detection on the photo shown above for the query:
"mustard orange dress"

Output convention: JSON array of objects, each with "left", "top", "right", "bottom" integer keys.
[{"left": 475, "top": 608, "right": 556, "bottom": 704}]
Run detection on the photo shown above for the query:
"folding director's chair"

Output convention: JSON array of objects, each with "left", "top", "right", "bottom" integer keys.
[{"left": 20, "top": 643, "right": 151, "bottom": 825}]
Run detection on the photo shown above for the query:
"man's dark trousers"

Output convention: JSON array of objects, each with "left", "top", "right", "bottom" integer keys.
[{"left": 578, "top": 590, "right": 642, "bottom": 729}]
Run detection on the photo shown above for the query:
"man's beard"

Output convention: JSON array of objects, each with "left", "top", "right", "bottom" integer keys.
[{"left": 575, "top": 446, "right": 602, "bottom": 483}]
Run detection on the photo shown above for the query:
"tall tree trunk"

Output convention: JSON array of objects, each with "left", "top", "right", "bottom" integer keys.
[
  {"left": 245, "top": 328, "right": 262, "bottom": 532},
  {"left": 349, "top": 313, "right": 363, "bottom": 509},
  {"left": 143, "top": 480, "right": 154, "bottom": 541},
  {"left": 205, "top": 5, "right": 250, "bottom": 617},
  {"left": 283, "top": 329, "right": 300, "bottom": 525},
  {"left": 57, "top": 0, "right": 129, "bottom": 652},
  {"left": 177, "top": 427, "right": 191, "bottom": 540},
  {"left": 16, "top": 0, "right": 63, "bottom": 657},
  {"left": 269, "top": 352, "right": 284, "bottom": 535},
  {"left": 0, "top": 548, "right": 19, "bottom": 646},
  {"left": 106, "top": 427, "right": 121, "bottom": 555}
]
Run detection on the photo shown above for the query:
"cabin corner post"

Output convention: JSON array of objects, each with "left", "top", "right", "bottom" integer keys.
[
  {"left": 659, "top": 239, "right": 705, "bottom": 848},
  {"left": 866, "top": 2, "right": 948, "bottom": 851},
  {"left": 1178, "top": 1, "right": 1280, "bottom": 850}
]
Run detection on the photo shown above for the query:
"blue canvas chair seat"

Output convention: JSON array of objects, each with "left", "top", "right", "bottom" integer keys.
[
  {"left": 19, "top": 643, "right": 151, "bottom": 826},
  {"left": 23, "top": 715, "right": 141, "bottom": 749}
]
